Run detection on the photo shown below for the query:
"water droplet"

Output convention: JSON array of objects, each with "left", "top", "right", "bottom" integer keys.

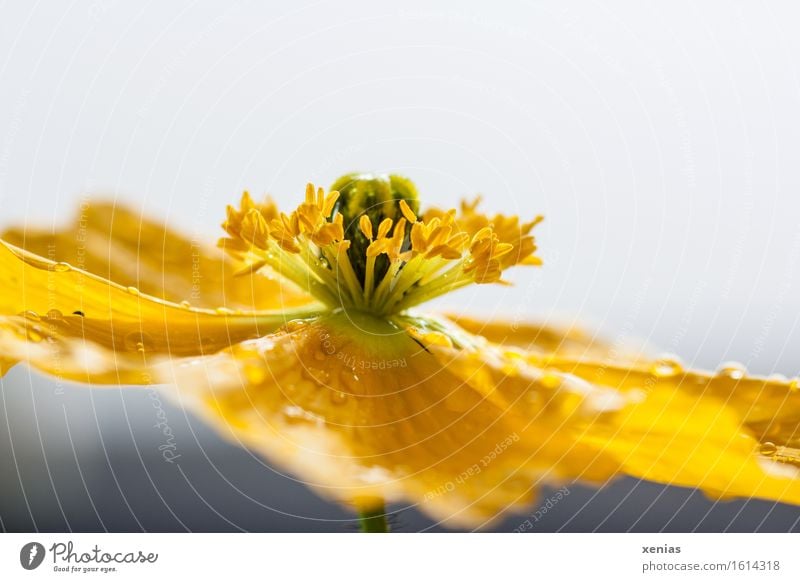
[
  {"left": 305, "top": 366, "right": 330, "bottom": 384},
  {"left": 338, "top": 370, "right": 362, "bottom": 395},
  {"left": 180, "top": 300, "right": 192, "bottom": 309},
  {"left": 540, "top": 372, "right": 562, "bottom": 389},
  {"left": 124, "top": 331, "right": 153, "bottom": 353},
  {"left": 215, "top": 306, "right": 236, "bottom": 315},
  {"left": 760, "top": 442, "right": 778, "bottom": 457},
  {"left": 126, "top": 286, "right": 140, "bottom": 296},
  {"left": 717, "top": 361, "right": 746, "bottom": 381},
  {"left": 650, "top": 355, "right": 684, "bottom": 378},
  {"left": 45, "top": 309, "right": 63, "bottom": 320},
  {"left": 52, "top": 262, "right": 71, "bottom": 272},
  {"left": 282, "top": 405, "right": 323, "bottom": 425},
  {"left": 330, "top": 391, "right": 349, "bottom": 405}
]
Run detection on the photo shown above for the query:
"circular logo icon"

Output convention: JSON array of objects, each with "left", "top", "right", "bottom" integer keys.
[{"left": 19, "top": 542, "right": 46, "bottom": 570}]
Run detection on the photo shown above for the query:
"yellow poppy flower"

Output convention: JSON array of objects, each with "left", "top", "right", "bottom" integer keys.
[{"left": 2, "top": 173, "right": 799, "bottom": 532}]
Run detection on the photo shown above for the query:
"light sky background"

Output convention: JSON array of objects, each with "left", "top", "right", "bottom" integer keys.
[{"left": 2, "top": 0, "right": 799, "bottom": 373}]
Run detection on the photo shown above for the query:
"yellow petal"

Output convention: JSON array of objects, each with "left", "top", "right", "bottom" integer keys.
[
  {"left": 162, "top": 311, "right": 800, "bottom": 527},
  {"left": 541, "top": 357, "right": 800, "bottom": 505},
  {"left": 445, "top": 313, "right": 619, "bottom": 359},
  {"left": 0, "top": 240, "right": 321, "bottom": 382},
  {"left": 163, "top": 311, "right": 621, "bottom": 528},
  {"left": 1, "top": 201, "right": 313, "bottom": 311}
]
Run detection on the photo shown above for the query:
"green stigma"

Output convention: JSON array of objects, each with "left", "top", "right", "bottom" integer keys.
[{"left": 330, "top": 173, "right": 420, "bottom": 287}]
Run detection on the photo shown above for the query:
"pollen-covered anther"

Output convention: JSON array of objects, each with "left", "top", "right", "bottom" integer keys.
[
  {"left": 268, "top": 213, "right": 301, "bottom": 254},
  {"left": 358, "top": 214, "right": 374, "bottom": 240},
  {"left": 292, "top": 184, "right": 342, "bottom": 245},
  {"left": 310, "top": 213, "right": 345, "bottom": 247},
  {"left": 409, "top": 211, "right": 468, "bottom": 260},
  {"left": 239, "top": 209, "right": 270, "bottom": 250},
  {"left": 365, "top": 218, "right": 395, "bottom": 258},
  {"left": 399, "top": 199, "right": 418, "bottom": 223},
  {"left": 386, "top": 218, "right": 410, "bottom": 261},
  {"left": 464, "top": 227, "right": 515, "bottom": 284},
  {"left": 219, "top": 191, "right": 281, "bottom": 254}
]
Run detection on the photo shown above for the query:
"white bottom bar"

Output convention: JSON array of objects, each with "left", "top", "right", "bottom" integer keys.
[{"left": 1, "top": 533, "right": 795, "bottom": 581}]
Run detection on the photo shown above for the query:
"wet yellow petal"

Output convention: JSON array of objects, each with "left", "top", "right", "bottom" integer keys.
[
  {"left": 541, "top": 357, "right": 800, "bottom": 505},
  {"left": 161, "top": 311, "right": 800, "bottom": 527},
  {"left": 2, "top": 201, "right": 313, "bottom": 311},
  {"left": 0, "top": 240, "right": 321, "bottom": 383},
  {"left": 445, "top": 313, "right": 619, "bottom": 359},
  {"left": 163, "top": 311, "right": 622, "bottom": 527},
  {"left": 4, "top": 181, "right": 799, "bottom": 529}
]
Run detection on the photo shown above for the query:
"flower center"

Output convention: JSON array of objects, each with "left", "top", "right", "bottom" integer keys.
[
  {"left": 329, "top": 173, "right": 419, "bottom": 290},
  {"left": 219, "top": 173, "right": 543, "bottom": 315}
]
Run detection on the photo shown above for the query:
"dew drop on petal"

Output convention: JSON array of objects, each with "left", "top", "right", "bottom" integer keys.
[
  {"left": 650, "top": 355, "right": 684, "bottom": 378},
  {"left": 180, "top": 300, "right": 192, "bottom": 309},
  {"left": 338, "top": 370, "right": 362, "bottom": 395},
  {"left": 53, "top": 262, "right": 71, "bottom": 272},
  {"left": 46, "top": 309, "right": 63, "bottom": 320},
  {"left": 305, "top": 366, "right": 330, "bottom": 384},
  {"left": 716, "top": 361, "right": 746, "bottom": 380},
  {"left": 282, "top": 405, "right": 323, "bottom": 425},
  {"left": 124, "top": 331, "right": 153, "bottom": 353},
  {"left": 126, "top": 286, "right": 140, "bottom": 296},
  {"left": 330, "top": 390, "right": 349, "bottom": 405}
]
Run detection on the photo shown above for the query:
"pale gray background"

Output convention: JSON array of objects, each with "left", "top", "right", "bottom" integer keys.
[{"left": 2, "top": 0, "right": 800, "bottom": 532}]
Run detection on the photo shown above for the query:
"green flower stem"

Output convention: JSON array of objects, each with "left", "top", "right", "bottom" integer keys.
[{"left": 358, "top": 504, "right": 389, "bottom": 533}]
